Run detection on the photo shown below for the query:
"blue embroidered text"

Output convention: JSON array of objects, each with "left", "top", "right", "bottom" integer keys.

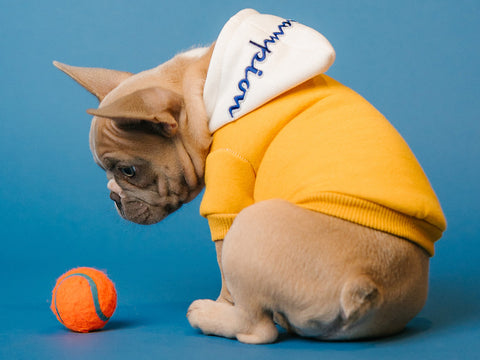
[{"left": 228, "top": 19, "right": 295, "bottom": 118}]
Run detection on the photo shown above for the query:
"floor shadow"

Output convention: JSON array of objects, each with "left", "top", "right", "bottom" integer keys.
[
  {"left": 102, "top": 318, "right": 148, "bottom": 331},
  {"left": 423, "top": 276, "right": 480, "bottom": 331},
  {"left": 273, "top": 316, "right": 433, "bottom": 345}
]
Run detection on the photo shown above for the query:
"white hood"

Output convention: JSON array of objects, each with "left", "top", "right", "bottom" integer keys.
[{"left": 203, "top": 8, "right": 336, "bottom": 133}]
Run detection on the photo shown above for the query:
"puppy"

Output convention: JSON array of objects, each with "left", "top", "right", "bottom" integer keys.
[{"left": 54, "top": 9, "right": 446, "bottom": 344}]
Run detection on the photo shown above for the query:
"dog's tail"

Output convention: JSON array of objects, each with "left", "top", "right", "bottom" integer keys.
[{"left": 339, "top": 274, "right": 383, "bottom": 334}]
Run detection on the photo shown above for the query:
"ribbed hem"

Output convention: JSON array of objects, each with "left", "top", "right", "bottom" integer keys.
[
  {"left": 207, "top": 214, "right": 237, "bottom": 241},
  {"left": 297, "top": 192, "right": 442, "bottom": 256},
  {"left": 205, "top": 193, "right": 442, "bottom": 256}
]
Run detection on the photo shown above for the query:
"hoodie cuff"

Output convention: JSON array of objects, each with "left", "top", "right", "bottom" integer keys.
[{"left": 207, "top": 214, "right": 237, "bottom": 241}]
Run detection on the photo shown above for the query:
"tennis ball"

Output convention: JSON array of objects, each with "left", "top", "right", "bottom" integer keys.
[{"left": 51, "top": 267, "right": 117, "bottom": 332}]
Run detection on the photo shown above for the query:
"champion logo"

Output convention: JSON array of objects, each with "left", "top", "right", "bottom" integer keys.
[{"left": 228, "top": 19, "right": 295, "bottom": 118}]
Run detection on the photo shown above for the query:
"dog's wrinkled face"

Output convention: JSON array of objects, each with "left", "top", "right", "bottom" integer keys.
[
  {"left": 55, "top": 47, "right": 212, "bottom": 225},
  {"left": 91, "top": 117, "right": 200, "bottom": 224}
]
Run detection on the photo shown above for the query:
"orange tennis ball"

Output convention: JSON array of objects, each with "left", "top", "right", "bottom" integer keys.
[{"left": 51, "top": 267, "right": 117, "bottom": 332}]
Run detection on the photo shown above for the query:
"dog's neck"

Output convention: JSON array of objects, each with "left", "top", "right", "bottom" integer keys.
[{"left": 178, "top": 45, "right": 215, "bottom": 184}]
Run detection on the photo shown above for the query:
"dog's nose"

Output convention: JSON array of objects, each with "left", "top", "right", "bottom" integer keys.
[{"left": 107, "top": 179, "right": 123, "bottom": 195}]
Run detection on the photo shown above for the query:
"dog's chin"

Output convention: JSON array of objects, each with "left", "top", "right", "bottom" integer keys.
[{"left": 113, "top": 199, "right": 180, "bottom": 225}]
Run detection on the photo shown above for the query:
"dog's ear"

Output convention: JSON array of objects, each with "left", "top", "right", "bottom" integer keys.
[
  {"left": 87, "top": 87, "right": 182, "bottom": 137},
  {"left": 53, "top": 61, "right": 132, "bottom": 101}
]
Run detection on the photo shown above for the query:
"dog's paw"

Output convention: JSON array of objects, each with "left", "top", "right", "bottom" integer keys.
[
  {"left": 187, "top": 299, "right": 241, "bottom": 338},
  {"left": 187, "top": 299, "right": 218, "bottom": 332},
  {"left": 186, "top": 298, "right": 278, "bottom": 343}
]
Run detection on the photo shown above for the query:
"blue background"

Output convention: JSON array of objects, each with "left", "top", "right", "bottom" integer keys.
[{"left": 1, "top": 0, "right": 479, "bottom": 359}]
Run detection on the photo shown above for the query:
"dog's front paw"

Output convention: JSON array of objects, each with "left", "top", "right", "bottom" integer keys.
[
  {"left": 186, "top": 299, "right": 278, "bottom": 344},
  {"left": 187, "top": 299, "right": 218, "bottom": 332},
  {"left": 187, "top": 299, "right": 244, "bottom": 339}
]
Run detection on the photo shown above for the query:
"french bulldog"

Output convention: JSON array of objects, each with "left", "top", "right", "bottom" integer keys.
[{"left": 54, "top": 9, "right": 446, "bottom": 344}]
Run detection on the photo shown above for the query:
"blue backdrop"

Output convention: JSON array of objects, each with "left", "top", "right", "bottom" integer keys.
[{"left": 1, "top": 0, "right": 479, "bottom": 359}]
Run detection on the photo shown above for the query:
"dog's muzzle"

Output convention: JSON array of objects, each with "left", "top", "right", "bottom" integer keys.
[{"left": 110, "top": 191, "right": 123, "bottom": 213}]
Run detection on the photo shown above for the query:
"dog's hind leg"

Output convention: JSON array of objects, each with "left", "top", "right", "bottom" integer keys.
[{"left": 187, "top": 299, "right": 278, "bottom": 344}]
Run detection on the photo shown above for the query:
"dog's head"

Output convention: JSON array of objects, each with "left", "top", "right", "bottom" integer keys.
[{"left": 54, "top": 47, "right": 213, "bottom": 224}]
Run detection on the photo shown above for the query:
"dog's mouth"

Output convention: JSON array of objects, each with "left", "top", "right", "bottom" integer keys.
[
  {"left": 110, "top": 191, "right": 124, "bottom": 215},
  {"left": 109, "top": 191, "right": 182, "bottom": 225}
]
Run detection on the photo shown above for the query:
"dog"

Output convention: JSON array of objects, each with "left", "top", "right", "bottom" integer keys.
[{"left": 54, "top": 9, "right": 446, "bottom": 343}]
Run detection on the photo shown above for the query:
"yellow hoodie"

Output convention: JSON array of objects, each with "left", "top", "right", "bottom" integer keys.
[
  {"left": 200, "top": 74, "right": 446, "bottom": 255},
  {"left": 200, "top": 9, "right": 446, "bottom": 256}
]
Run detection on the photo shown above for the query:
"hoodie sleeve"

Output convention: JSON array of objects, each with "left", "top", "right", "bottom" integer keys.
[{"left": 199, "top": 148, "right": 256, "bottom": 241}]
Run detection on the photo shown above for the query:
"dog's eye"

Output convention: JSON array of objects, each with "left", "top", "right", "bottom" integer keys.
[{"left": 119, "top": 166, "right": 136, "bottom": 178}]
